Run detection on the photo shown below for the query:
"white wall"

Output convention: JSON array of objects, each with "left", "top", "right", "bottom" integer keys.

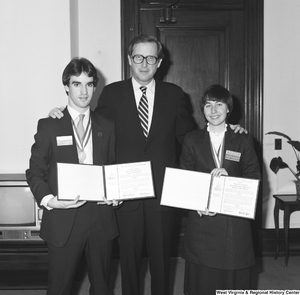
[
  {"left": 0, "top": 0, "right": 121, "bottom": 174},
  {"left": 76, "top": 0, "right": 122, "bottom": 110},
  {"left": 263, "top": 0, "right": 300, "bottom": 228}
]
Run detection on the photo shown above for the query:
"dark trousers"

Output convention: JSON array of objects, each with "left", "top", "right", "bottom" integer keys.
[
  {"left": 46, "top": 203, "right": 113, "bottom": 295},
  {"left": 117, "top": 201, "right": 174, "bottom": 295},
  {"left": 184, "top": 261, "right": 252, "bottom": 295}
]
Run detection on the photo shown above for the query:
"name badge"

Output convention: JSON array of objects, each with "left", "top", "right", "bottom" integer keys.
[
  {"left": 225, "top": 150, "right": 241, "bottom": 162},
  {"left": 57, "top": 136, "right": 73, "bottom": 146}
]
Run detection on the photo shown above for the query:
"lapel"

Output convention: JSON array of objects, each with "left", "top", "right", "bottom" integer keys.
[
  {"left": 199, "top": 130, "right": 216, "bottom": 169},
  {"left": 222, "top": 127, "right": 239, "bottom": 170},
  {"left": 121, "top": 79, "right": 145, "bottom": 137},
  {"left": 90, "top": 111, "right": 104, "bottom": 165},
  {"left": 60, "top": 109, "right": 79, "bottom": 163},
  {"left": 147, "top": 80, "right": 167, "bottom": 140}
]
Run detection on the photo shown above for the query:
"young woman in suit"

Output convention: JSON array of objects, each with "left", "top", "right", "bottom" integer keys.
[{"left": 180, "top": 84, "right": 261, "bottom": 294}]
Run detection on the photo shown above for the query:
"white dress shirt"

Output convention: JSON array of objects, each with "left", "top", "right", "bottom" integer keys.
[
  {"left": 132, "top": 77, "right": 155, "bottom": 133},
  {"left": 67, "top": 105, "right": 93, "bottom": 165}
]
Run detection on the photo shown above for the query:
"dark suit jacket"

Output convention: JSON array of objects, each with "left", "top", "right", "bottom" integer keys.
[
  {"left": 26, "top": 108, "right": 119, "bottom": 247},
  {"left": 95, "top": 78, "right": 194, "bottom": 212},
  {"left": 180, "top": 127, "right": 261, "bottom": 270}
]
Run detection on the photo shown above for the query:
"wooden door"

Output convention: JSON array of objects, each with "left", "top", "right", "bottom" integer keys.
[
  {"left": 155, "top": 13, "right": 244, "bottom": 129},
  {"left": 121, "top": 0, "right": 263, "bottom": 255}
]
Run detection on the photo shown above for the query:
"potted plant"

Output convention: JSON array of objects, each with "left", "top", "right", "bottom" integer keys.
[{"left": 266, "top": 131, "right": 300, "bottom": 197}]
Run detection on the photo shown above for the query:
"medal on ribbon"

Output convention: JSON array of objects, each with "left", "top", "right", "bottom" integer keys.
[{"left": 72, "top": 116, "right": 92, "bottom": 163}]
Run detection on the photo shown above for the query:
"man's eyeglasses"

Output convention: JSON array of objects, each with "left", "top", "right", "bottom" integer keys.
[{"left": 131, "top": 55, "right": 158, "bottom": 65}]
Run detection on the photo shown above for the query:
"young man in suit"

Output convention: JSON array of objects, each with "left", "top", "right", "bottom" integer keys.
[{"left": 26, "top": 57, "right": 119, "bottom": 295}]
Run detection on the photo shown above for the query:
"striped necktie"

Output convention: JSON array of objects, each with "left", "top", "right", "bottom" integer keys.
[{"left": 138, "top": 86, "right": 148, "bottom": 137}]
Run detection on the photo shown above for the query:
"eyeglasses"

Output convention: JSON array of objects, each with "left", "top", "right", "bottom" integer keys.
[{"left": 131, "top": 55, "right": 158, "bottom": 65}]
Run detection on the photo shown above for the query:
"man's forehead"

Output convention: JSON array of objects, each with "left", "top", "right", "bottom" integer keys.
[
  {"left": 132, "top": 42, "right": 157, "bottom": 53},
  {"left": 70, "top": 73, "right": 94, "bottom": 83}
]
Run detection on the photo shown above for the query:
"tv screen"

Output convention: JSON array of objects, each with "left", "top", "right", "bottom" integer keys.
[
  {"left": 0, "top": 186, "right": 36, "bottom": 226},
  {"left": 0, "top": 175, "right": 42, "bottom": 240}
]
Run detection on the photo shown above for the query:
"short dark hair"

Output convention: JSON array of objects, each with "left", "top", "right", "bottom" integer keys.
[
  {"left": 127, "top": 34, "right": 164, "bottom": 59},
  {"left": 62, "top": 57, "right": 98, "bottom": 88},
  {"left": 200, "top": 84, "right": 233, "bottom": 115}
]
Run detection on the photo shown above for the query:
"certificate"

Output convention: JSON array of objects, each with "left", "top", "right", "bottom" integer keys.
[
  {"left": 57, "top": 161, "right": 155, "bottom": 201},
  {"left": 57, "top": 163, "right": 105, "bottom": 201},
  {"left": 161, "top": 167, "right": 260, "bottom": 219},
  {"left": 160, "top": 168, "right": 211, "bottom": 211},
  {"left": 104, "top": 161, "right": 155, "bottom": 201}
]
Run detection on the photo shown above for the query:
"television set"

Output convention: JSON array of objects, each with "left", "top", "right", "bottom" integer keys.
[{"left": 0, "top": 174, "right": 43, "bottom": 241}]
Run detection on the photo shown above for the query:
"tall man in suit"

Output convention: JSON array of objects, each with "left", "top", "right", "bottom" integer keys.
[
  {"left": 94, "top": 34, "right": 194, "bottom": 295},
  {"left": 26, "top": 57, "right": 119, "bottom": 295}
]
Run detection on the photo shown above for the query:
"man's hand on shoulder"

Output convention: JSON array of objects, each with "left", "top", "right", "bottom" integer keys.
[
  {"left": 48, "top": 106, "right": 65, "bottom": 119},
  {"left": 229, "top": 124, "right": 248, "bottom": 134}
]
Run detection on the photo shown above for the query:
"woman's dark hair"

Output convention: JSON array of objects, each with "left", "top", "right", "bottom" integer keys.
[
  {"left": 62, "top": 57, "right": 98, "bottom": 88},
  {"left": 127, "top": 34, "right": 164, "bottom": 59},
  {"left": 200, "top": 84, "right": 233, "bottom": 115}
]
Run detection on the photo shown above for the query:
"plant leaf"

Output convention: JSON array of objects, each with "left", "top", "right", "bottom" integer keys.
[
  {"left": 269, "top": 157, "right": 289, "bottom": 174},
  {"left": 266, "top": 131, "right": 292, "bottom": 141},
  {"left": 296, "top": 160, "right": 300, "bottom": 174},
  {"left": 287, "top": 140, "right": 300, "bottom": 152}
]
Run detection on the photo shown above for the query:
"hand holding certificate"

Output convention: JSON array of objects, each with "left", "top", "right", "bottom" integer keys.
[
  {"left": 161, "top": 167, "right": 260, "bottom": 219},
  {"left": 57, "top": 161, "right": 155, "bottom": 201}
]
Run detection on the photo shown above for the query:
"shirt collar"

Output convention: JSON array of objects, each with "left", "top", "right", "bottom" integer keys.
[
  {"left": 67, "top": 105, "right": 90, "bottom": 122},
  {"left": 207, "top": 123, "right": 227, "bottom": 134},
  {"left": 131, "top": 77, "right": 155, "bottom": 95}
]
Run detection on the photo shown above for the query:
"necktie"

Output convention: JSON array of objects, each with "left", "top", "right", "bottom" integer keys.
[
  {"left": 138, "top": 86, "right": 148, "bottom": 137},
  {"left": 77, "top": 114, "right": 85, "bottom": 143}
]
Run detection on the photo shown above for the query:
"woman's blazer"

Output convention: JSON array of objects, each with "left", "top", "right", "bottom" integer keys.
[{"left": 180, "top": 127, "right": 261, "bottom": 270}]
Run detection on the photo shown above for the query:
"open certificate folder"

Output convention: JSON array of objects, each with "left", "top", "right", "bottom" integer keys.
[
  {"left": 161, "top": 167, "right": 260, "bottom": 219},
  {"left": 57, "top": 161, "right": 155, "bottom": 201}
]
